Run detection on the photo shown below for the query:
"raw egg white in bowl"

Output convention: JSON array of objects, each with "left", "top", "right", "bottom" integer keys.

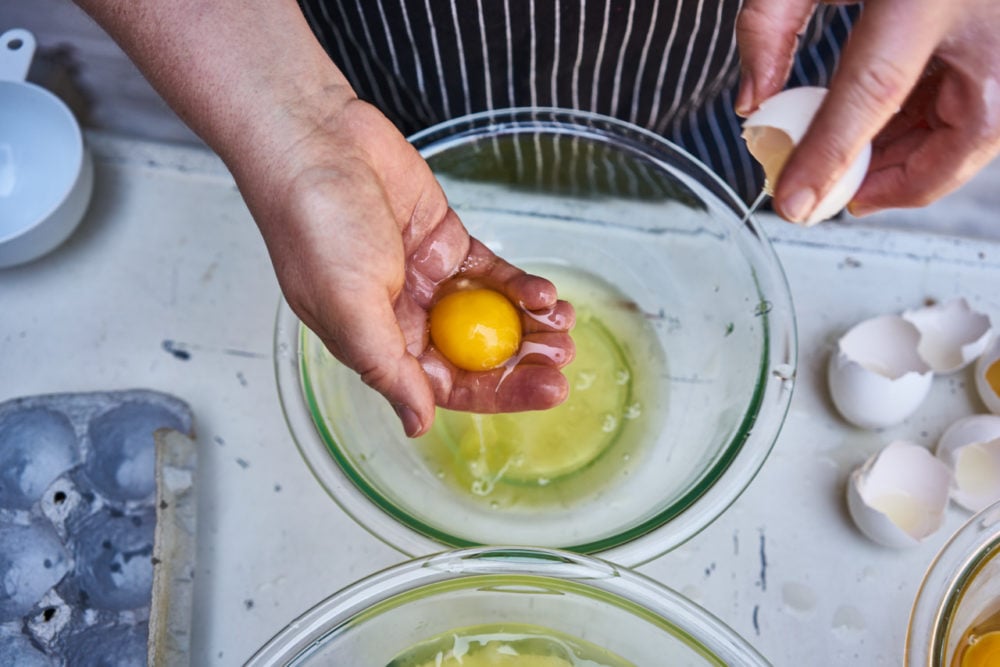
[{"left": 275, "top": 109, "right": 797, "bottom": 566}]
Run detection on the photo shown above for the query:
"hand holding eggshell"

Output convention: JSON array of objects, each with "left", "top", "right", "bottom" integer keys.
[
  {"left": 742, "top": 87, "right": 871, "bottom": 225},
  {"left": 736, "top": 0, "right": 1000, "bottom": 221}
]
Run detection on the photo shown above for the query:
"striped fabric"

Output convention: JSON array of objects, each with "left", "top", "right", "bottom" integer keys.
[{"left": 298, "top": 0, "right": 857, "bottom": 202}]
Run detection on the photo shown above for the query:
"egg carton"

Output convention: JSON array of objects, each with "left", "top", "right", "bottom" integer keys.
[{"left": 0, "top": 390, "right": 198, "bottom": 666}]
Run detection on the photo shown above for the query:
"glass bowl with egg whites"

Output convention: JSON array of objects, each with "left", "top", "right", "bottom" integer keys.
[
  {"left": 274, "top": 108, "right": 797, "bottom": 566},
  {"left": 245, "top": 546, "right": 769, "bottom": 666}
]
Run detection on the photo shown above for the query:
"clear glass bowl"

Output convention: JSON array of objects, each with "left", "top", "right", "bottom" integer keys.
[
  {"left": 274, "top": 108, "right": 796, "bottom": 565},
  {"left": 907, "top": 499, "right": 1000, "bottom": 665},
  {"left": 245, "top": 547, "right": 769, "bottom": 666}
]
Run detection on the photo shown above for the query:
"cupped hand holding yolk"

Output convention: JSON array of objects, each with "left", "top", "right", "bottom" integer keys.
[{"left": 429, "top": 288, "right": 523, "bottom": 371}]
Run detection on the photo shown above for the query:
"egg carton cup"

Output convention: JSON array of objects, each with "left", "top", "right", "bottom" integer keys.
[{"left": 0, "top": 390, "right": 197, "bottom": 666}]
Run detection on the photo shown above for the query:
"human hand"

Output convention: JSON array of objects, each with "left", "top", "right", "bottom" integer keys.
[
  {"left": 242, "top": 100, "right": 575, "bottom": 437},
  {"left": 736, "top": 0, "right": 1000, "bottom": 221},
  {"left": 72, "top": 0, "right": 573, "bottom": 437}
]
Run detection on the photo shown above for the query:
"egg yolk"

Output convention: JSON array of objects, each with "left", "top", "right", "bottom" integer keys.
[
  {"left": 987, "top": 358, "right": 1000, "bottom": 398},
  {"left": 429, "top": 288, "right": 522, "bottom": 371},
  {"left": 961, "top": 631, "right": 1000, "bottom": 667}
]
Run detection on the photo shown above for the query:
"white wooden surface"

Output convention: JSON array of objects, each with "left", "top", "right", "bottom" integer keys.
[{"left": 2, "top": 134, "right": 999, "bottom": 666}]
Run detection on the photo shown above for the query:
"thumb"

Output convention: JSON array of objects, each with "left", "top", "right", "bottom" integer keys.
[
  {"left": 735, "top": 0, "right": 819, "bottom": 116},
  {"left": 318, "top": 292, "right": 436, "bottom": 438}
]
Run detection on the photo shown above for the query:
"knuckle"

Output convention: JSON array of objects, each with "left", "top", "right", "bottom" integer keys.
[
  {"left": 359, "top": 362, "right": 398, "bottom": 395},
  {"left": 848, "top": 57, "right": 912, "bottom": 116},
  {"left": 736, "top": 5, "right": 769, "bottom": 37}
]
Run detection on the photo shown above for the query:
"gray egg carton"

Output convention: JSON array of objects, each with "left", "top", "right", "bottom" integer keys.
[{"left": 0, "top": 390, "right": 198, "bottom": 666}]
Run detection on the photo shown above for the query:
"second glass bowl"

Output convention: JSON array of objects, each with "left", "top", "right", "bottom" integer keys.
[
  {"left": 907, "top": 499, "right": 1000, "bottom": 666},
  {"left": 275, "top": 108, "right": 796, "bottom": 566},
  {"left": 246, "top": 547, "right": 769, "bottom": 666}
]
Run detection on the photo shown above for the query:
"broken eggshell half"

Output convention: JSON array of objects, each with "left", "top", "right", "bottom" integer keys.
[
  {"left": 741, "top": 86, "right": 871, "bottom": 225},
  {"left": 975, "top": 335, "right": 1000, "bottom": 415},
  {"left": 902, "top": 298, "right": 992, "bottom": 374},
  {"left": 846, "top": 440, "right": 951, "bottom": 548},
  {"left": 828, "top": 315, "right": 933, "bottom": 429},
  {"left": 936, "top": 414, "right": 1000, "bottom": 513}
]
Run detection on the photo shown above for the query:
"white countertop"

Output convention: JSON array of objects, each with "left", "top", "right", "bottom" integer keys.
[{"left": 2, "top": 133, "right": 999, "bottom": 666}]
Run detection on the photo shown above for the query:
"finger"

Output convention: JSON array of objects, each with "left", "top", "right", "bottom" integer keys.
[
  {"left": 423, "top": 331, "right": 574, "bottom": 375},
  {"left": 447, "top": 239, "right": 575, "bottom": 332},
  {"left": 320, "top": 292, "right": 436, "bottom": 437},
  {"left": 521, "top": 300, "right": 575, "bottom": 334},
  {"left": 735, "top": 0, "right": 819, "bottom": 116},
  {"left": 517, "top": 332, "right": 576, "bottom": 368},
  {"left": 420, "top": 352, "right": 570, "bottom": 413},
  {"left": 505, "top": 272, "right": 559, "bottom": 311},
  {"left": 849, "top": 123, "right": 991, "bottom": 215},
  {"left": 773, "top": 1, "right": 951, "bottom": 222},
  {"left": 406, "top": 208, "right": 470, "bottom": 305}
]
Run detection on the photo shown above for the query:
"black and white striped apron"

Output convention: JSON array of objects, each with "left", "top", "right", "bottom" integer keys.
[{"left": 298, "top": 1, "right": 856, "bottom": 202}]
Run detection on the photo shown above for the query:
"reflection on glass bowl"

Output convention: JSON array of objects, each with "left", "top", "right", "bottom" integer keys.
[
  {"left": 274, "top": 108, "right": 796, "bottom": 566},
  {"left": 907, "top": 499, "right": 1000, "bottom": 666},
  {"left": 245, "top": 547, "right": 769, "bottom": 666}
]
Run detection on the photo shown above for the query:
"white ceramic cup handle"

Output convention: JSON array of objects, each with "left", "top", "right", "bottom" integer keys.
[{"left": 0, "top": 29, "right": 37, "bottom": 83}]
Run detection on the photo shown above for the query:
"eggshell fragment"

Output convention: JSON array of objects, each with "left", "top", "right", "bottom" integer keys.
[
  {"left": 742, "top": 86, "right": 872, "bottom": 225},
  {"left": 902, "top": 298, "right": 993, "bottom": 374},
  {"left": 846, "top": 441, "right": 951, "bottom": 548},
  {"left": 976, "top": 336, "right": 1000, "bottom": 415},
  {"left": 828, "top": 315, "right": 933, "bottom": 429},
  {"left": 936, "top": 415, "right": 1000, "bottom": 512}
]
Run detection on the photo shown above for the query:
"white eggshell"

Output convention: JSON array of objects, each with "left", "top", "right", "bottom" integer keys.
[
  {"left": 902, "top": 298, "right": 993, "bottom": 373},
  {"left": 828, "top": 315, "right": 933, "bottom": 429},
  {"left": 975, "top": 336, "right": 1000, "bottom": 415},
  {"left": 742, "top": 86, "right": 872, "bottom": 226},
  {"left": 936, "top": 414, "right": 1000, "bottom": 512},
  {"left": 846, "top": 441, "right": 951, "bottom": 548}
]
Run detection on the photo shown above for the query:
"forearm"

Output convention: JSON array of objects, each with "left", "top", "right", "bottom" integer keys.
[{"left": 73, "top": 0, "right": 356, "bottom": 182}]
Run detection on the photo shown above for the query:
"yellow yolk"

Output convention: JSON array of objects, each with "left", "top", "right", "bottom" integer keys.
[
  {"left": 429, "top": 288, "right": 522, "bottom": 371},
  {"left": 987, "top": 359, "right": 1000, "bottom": 398},
  {"left": 961, "top": 631, "right": 1000, "bottom": 667}
]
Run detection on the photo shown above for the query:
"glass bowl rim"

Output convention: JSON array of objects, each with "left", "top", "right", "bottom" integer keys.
[
  {"left": 244, "top": 546, "right": 769, "bottom": 666},
  {"left": 273, "top": 107, "right": 797, "bottom": 566},
  {"left": 906, "top": 498, "right": 1000, "bottom": 665}
]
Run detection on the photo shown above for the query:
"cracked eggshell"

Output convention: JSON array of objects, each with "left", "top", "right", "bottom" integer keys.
[
  {"left": 902, "top": 298, "right": 992, "bottom": 374},
  {"left": 741, "top": 86, "right": 872, "bottom": 225},
  {"left": 936, "top": 414, "right": 1000, "bottom": 512},
  {"left": 975, "top": 335, "right": 1000, "bottom": 415},
  {"left": 828, "top": 315, "right": 933, "bottom": 429},
  {"left": 846, "top": 441, "right": 951, "bottom": 548}
]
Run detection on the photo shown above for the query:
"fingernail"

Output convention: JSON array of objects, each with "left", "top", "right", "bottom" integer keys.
[
  {"left": 847, "top": 201, "right": 875, "bottom": 217},
  {"left": 735, "top": 75, "right": 754, "bottom": 117},
  {"left": 393, "top": 404, "right": 422, "bottom": 437},
  {"left": 781, "top": 188, "right": 816, "bottom": 223}
]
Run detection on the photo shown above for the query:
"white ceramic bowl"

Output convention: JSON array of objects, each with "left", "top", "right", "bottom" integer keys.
[{"left": 0, "top": 29, "right": 93, "bottom": 269}]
